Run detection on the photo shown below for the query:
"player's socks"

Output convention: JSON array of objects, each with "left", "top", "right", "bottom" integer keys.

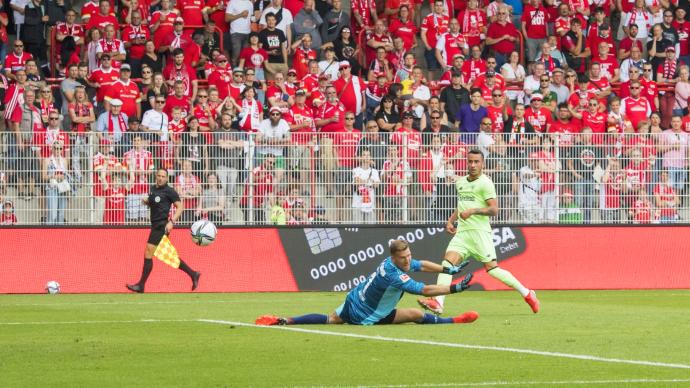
[
  {"left": 138, "top": 258, "right": 153, "bottom": 286},
  {"left": 487, "top": 267, "right": 529, "bottom": 297},
  {"left": 288, "top": 314, "right": 328, "bottom": 324},
  {"left": 178, "top": 259, "right": 195, "bottom": 277},
  {"left": 418, "top": 313, "right": 454, "bottom": 324},
  {"left": 434, "top": 260, "right": 454, "bottom": 307}
]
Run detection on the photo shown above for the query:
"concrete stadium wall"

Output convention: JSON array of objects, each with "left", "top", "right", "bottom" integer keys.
[{"left": 2, "top": 226, "right": 689, "bottom": 293}]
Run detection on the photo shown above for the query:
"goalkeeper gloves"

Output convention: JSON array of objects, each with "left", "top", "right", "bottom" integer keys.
[
  {"left": 450, "top": 273, "right": 473, "bottom": 294},
  {"left": 442, "top": 260, "right": 470, "bottom": 275}
]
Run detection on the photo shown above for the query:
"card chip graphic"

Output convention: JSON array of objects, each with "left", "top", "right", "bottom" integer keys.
[{"left": 304, "top": 228, "right": 342, "bottom": 254}]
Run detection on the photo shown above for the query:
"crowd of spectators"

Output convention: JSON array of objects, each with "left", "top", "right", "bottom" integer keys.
[{"left": 0, "top": 0, "right": 689, "bottom": 225}]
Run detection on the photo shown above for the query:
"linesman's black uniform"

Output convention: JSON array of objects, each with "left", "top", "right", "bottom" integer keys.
[{"left": 126, "top": 183, "right": 200, "bottom": 293}]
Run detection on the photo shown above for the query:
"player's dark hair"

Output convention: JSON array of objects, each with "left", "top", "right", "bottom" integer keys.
[
  {"left": 468, "top": 149, "right": 484, "bottom": 159},
  {"left": 390, "top": 240, "right": 409, "bottom": 255}
]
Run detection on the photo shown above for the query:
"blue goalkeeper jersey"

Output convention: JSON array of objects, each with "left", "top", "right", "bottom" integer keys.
[{"left": 338, "top": 257, "right": 425, "bottom": 325}]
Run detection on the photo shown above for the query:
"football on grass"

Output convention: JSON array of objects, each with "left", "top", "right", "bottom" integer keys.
[
  {"left": 46, "top": 281, "right": 60, "bottom": 294},
  {"left": 191, "top": 220, "right": 217, "bottom": 246}
]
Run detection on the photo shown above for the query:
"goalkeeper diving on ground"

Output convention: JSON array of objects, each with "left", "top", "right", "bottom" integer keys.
[{"left": 255, "top": 239, "right": 478, "bottom": 326}]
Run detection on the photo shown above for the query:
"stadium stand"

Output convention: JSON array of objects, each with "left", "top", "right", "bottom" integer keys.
[{"left": 0, "top": 0, "right": 689, "bottom": 225}]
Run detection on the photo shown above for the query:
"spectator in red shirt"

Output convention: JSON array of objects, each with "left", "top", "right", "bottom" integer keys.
[
  {"left": 88, "top": 54, "right": 119, "bottom": 113},
  {"left": 521, "top": 0, "right": 550, "bottom": 63},
  {"left": 333, "top": 111, "right": 362, "bottom": 221},
  {"left": 561, "top": 18, "right": 589, "bottom": 73},
  {"left": 164, "top": 80, "right": 192, "bottom": 119},
  {"left": 162, "top": 48, "right": 198, "bottom": 100},
  {"left": 654, "top": 170, "right": 680, "bottom": 223},
  {"left": 1, "top": 200, "right": 17, "bottom": 225},
  {"left": 55, "top": 10, "right": 85, "bottom": 70},
  {"left": 4, "top": 40, "right": 33, "bottom": 81},
  {"left": 121, "top": 9, "right": 150, "bottom": 77},
  {"left": 421, "top": 0, "right": 450, "bottom": 78},
  {"left": 524, "top": 94, "right": 552, "bottom": 133},
  {"left": 105, "top": 64, "right": 142, "bottom": 119},
  {"left": 485, "top": 5, "right": 519, "bottom": 69},
  {"left": 290, "top": 33, "right": 317, "bottom": 80},
  {"left": 388, "top": 5, "right": 417, "bottom": 52},
  {"left": 238, "top": 32, "right": 269, "bottom": 81},
  {"left": 86, "top": 0, "right": 119, "bottom": 32}
]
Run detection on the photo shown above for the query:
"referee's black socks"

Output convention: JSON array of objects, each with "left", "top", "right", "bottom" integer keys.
[
  {"left": 138, "top": 258, "right": 153, "bottom": 286},
  {"left": 178, "top": 259, "right": 195, "bottom": 278}
]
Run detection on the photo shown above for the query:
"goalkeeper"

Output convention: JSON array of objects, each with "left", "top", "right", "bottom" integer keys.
[{"left": 255, "top": 239, "right": 477, "bottom": 326}]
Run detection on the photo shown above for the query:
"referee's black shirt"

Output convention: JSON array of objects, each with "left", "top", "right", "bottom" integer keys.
[{"left": 148, "top": 184, "right": 181, "bottom": 225}]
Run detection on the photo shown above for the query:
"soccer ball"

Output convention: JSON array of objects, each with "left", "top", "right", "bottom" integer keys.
[
  {"left": 191, "top": 219, "right": 217, "bottom": 246},
  {"left": 46, "top": 281, "right": 60, "bottom": 294}
]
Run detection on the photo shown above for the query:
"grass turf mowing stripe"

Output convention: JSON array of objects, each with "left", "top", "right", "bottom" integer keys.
[
  {"left": 198, "top": 319, "right": 690, "bottom": 371},
  {"left": 297, "top": 379, "right": 690, "bottom": 387}
]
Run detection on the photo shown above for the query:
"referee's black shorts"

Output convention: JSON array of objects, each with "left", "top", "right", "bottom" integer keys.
[{"left": 147, "top": 222, "right": 168, "bottom": 245}]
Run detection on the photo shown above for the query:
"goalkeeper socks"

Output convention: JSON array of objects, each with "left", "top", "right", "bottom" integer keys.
[
  {"left": 487, "top": 267, "right": 529, "bottom": 297},
  {"left": 435, "top": 260, "right": 454, "bottom": 307},
  {"left": 289, "top": 314, "right": 329, "bottom": 325},
  {"left": 178, "top": 259, "right": 195, "bottom": 278},
  {"left": 418, "top": 313, "right": 454, "bottom": 324},
  {"left": 138, "top": 258, "right": 153, "bottom": 286}
]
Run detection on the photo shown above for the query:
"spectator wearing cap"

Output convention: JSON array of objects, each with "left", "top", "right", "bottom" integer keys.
[
  {"left": 473, "top": 57, "right": 506, "bottom": 90},
  {"left": 290, "top": 34, "right": 317, "bottom": 80},
  {"left": 238, "top": 32, "right": 270, "bottom": 81},
  {"left": 88, "top": 54, "right": 119, "bottom": 115},
  {"left": 333, "top": 61, "right": 366, "bottom": 129},
  {"left": 588, "top": 23, "right": 615, "bottom": 60},
  {"left": 150, "top": 0, "right": 180, "bottom": 49},
  {"left": 524, "top": 93, "right": 552, "bottom": 133},
  {"left": 96, "top": 98, "right": 129, "bottom": 151},
  {"left": 105, "top": 64, "right": 142, "bottom": 120},
  {"left": 227, "top": 67, "right": 248, "bottom": 103},
  {"left": 259, "top": 12, "right": 289, "bottom": 80},
  {"left": 486, "top": 5, "right": 520, "bottom": 68},
  {"left": 121, "top": 10, "right": 151, "bottom": 78},
  {"left": 163, "top": 48, "right": 198, "bottom": 100},
  {"left": 434, "top": 18, "right": 469, "bottom": 71},
  {"left": 657, "top": 47, "right": 681, "bottom": 84},
  {"left": 294, "top": 0, "right": 323, "bottom": 51},
  {"left": 225, "top": 0, "right": 253, "bottom": 65}
]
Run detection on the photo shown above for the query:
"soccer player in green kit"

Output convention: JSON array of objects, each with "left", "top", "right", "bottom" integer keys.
[{"left": 418, "top": 150, "right": 540, "bottom": 314}]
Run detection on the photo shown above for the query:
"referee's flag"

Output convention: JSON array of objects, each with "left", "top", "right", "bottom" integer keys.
[{"left": 154, "top": 235, "right": 181, "bottom": 269}]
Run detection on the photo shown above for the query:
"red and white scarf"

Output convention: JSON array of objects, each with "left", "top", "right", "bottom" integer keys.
[
  {"left": 662, "top": 59, "right": 677, "bottom": 80},
  {"left": 239, "top": 98, "right": 261, "bottom": 132},
  {"left": 628, "top": 10, "right": 650, "bottom": 32},
  {"left": 108, "top": 112, "right": 127, "bottom": 135}
]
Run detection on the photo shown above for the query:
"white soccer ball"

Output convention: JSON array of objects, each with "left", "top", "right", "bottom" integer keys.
[
  {"left": 46, "top": 281, "right": 61, "bottom": 294},
  {"left": 191, "top": 219, "right": 217, "bottom": 246}
]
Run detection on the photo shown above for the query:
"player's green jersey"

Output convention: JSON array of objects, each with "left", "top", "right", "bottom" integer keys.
[{"left": 455, "top": 174, "right": 497, "bottom": 233}]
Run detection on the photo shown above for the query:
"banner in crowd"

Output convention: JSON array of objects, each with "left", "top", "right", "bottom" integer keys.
[{"left": 2, "top": 227, "right": 689, "bottom": 293}]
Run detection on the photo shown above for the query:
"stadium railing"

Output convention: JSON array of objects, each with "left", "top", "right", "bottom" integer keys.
[{"left": 1, "top": 131, "right": 688, "bottom": 226}]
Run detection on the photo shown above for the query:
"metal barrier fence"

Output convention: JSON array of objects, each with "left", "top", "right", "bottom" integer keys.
[{"left": 0, "top": 130, "right": 688, "bottom": 226}]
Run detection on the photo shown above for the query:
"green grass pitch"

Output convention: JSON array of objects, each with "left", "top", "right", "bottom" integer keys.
[{"left": 2, "top": 290, "right": 690, "bottom": 387}]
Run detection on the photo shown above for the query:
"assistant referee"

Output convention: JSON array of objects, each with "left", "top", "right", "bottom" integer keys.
[{"left": 127, "top": 168, "right": 201, "bottom": 293}]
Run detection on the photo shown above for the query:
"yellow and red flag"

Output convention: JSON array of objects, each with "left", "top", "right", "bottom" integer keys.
[{"left": 153, "top": 235, "right": 180, "bottom": 269}]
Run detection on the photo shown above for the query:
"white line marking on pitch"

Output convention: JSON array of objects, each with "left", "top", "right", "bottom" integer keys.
[
  {"left": 199, "top": 319, "right": 690, "bottom": 371},
  {"left": 0, "top": 298, "right": 328, "bottom": 307},
  {"left": 300, "top": 379, "right": 690, "bottom": 388},
  {"left": 0, "top": 319, "right": 197, "bottom": 325}
]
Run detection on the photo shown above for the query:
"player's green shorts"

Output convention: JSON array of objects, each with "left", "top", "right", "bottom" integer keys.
[{"left": 446, "top": 229, "right": 497, "bottom": 263}]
